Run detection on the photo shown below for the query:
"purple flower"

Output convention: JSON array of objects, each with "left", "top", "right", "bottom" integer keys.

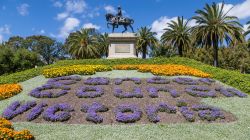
[
  {"left": 114, "top": 78, "right": 141, "bottom": 85},
  {"left": 199, "top": 78, "right": 215, "bottom": 85},
  {"left": 3, "top": 101, "right": 37, "bottom": 120},
  {"left": 81, "top": 102, "right": 108, "bottom": 123},
  {"left": 43, "top": 103, "right": 74, "bottom": 122},
  {"left": 192, "top": 104, "right": 225, "bottom": 121},
  {"left": 47, "top": 76, "right": 81, "bottom": 85},
  {"left": 146, "top": 103, "right": 176, "bottom": 123},
  {"left": 29, "top": 84, "right": 70, "bottom": 98},
  {"left": 185, "top": 86, "right": 216, "bottom": 98},
  {"left": 147, "top": 77, "right": 170, "bottom": 84},
  {"left": 179, "top": 106, "right": 195, "bottom": 122},
  {"left": 84, "top": 77, "right": 109, "bottom": 85},
  {"left": 114, "top": 87, "right": 143, "bottom": 98},
  {"left": 27, "top": 102, "right": 48, "bottom": 121},
  {"left": 147, "top": 87, "right": 180, "bottom": 98},
  {"left": 216, "top": 87, "right": 247, "bottom": 98},
  {"left": 76, "top": 86, "right": 104, "bottom": 98},
  {"left": 114, "top": 104, "right": 142, "bottom": 123},
  {"left": 173, "top": 77, "right": 198, "bottom": 85}
]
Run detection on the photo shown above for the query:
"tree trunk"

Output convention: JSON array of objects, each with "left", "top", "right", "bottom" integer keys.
[
  {"left": 178, "top": 46, "right": 183, "bottom": 57},
  {"left": 142, "top": 46, "right": 147, "bottom": 59},
  {"left": 213, "top": 43, "right": 219, "bottom": 67}
]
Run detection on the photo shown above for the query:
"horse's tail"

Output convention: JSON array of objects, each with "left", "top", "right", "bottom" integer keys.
[{"left": 130, "top": 19, "right": 134, "bottom": 24}]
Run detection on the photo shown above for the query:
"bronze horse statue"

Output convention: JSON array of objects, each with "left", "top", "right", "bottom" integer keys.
[{"left": 105, "top": 13, "right": 134, "bottom": 33}]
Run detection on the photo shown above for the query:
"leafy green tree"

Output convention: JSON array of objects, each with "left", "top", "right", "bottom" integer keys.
[
  {"left": 136, "top": 27, "right": 158, "bottom": 59},
  {"left": 150, "top": 43, "right": 177, "bottom": 57},
  {"left": 96, "top": 33, "right": 109, "bottom": 58},
  {"left": 65, "top": 28, "right": 100, "bottom": 59},
  {"left": 0, "top": 45, "right": 14, "bottom": 75},
  {"left": 5, "top": 36, "right": 25, "bottom": 49},
  {"left": 192, "top": 2, "right": 244, "bottom": 67},
  {"left": 161, "top": 16, "right": 191, "bottom": 57}
]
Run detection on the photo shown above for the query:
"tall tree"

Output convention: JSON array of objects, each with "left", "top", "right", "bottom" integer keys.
[
  {"left": 65, "top": 28, "right": 100, "bottom": 59},
  {"left": 136, "top": 27, "right": 158, "bottom": 59},
  {"left": 97, "top": 33, "right": 109, "bottom": 58},
  {"left": 161, "top": 16, "right": 191, "bottom": 57},
  {"left": 5, "top": 36, "right": 25, "bottom": 49},
  {"left": 192, "top": 2, "right": 244, "bottom": 67}
]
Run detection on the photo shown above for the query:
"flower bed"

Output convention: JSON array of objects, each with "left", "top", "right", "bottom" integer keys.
[
  {"left": 113, "top": 64, "right": 211, "bottom": 78},
  {"left": 47, "top": 76, "right": 81, "bottom": 85},
  {"left": 84, "top": 77, "right": 109, "bottom": 85},
  {"left": 185, "top": 86, "right": 216, "bottom": 98},
  {"left": 146, "top": 103, "right": 177, "bottom": 123},
  {"left": 43, "top": 103, "right": 74, "bottom": 122},
  {"left": 173, "top": 77, "right": 198, "bottom": 85},
  {"left": 216, "top": 87, "right": 247, "bottom": 98},
  {"left": 29, "top": 84, "right": 70, "bottom": 98},
  {"left": 199, "top": 78, "right": 215, "bottom": 85},
  {"left": 43, "top": 65, "right": 112, "bottom": 78},
  {"left": 114, "top": 77, "right": 141, "bottom": 85},
  {"left": 147, "top": 87, "right": 180, "bottom": 98},
  {"left": 76, "top": 86, "right": 104, "bottom": 98},
  {"left": 114, "top": 104, "right": 142, "bottom": 123},
  {"left": 27, "top": 102, "right": 48, "bottom": 121},
  {"left": 179, "top": 106, "right": 195, "bottom": 122},
  {"left": 0, "top": 117, "right": 34, "bottom": 140},
  {"left": 81, "top": 102, "right": 109, "bottom": 123},
  {"left": 147, "top": 77, "right": 170, "bottom": 84},
  {"left": 0, "top": 84, "right": 22, "bottom": 100},
  {"left": 3, "top": 101, "right": 37, "bottom": 120},
  {"left": 192, "top": 105, "right": 225, "bottom": 121},
  {"left": 114, "top": 87, "right": 143, "bottom": 98}
]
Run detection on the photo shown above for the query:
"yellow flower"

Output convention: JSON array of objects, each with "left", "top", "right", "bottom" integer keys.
[{"left": 0, "top": 84, "right": 22, "bottom": 100}]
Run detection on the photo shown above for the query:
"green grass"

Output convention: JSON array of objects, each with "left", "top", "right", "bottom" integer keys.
[
  {"left": 0, "top": 57, "right": 249, "bottom": 94},
  {"left": 1, "top": 70, "right": 249, "bottom": 140}
]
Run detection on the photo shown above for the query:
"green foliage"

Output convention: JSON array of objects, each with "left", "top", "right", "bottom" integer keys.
[
  {"left": 161, "top": 16, "right": 191, "bottom": 57},
  {"left": 192, "top": 2, "right": 244, "bottom": 67},
  {"left": 0, "top": 57, "right": 249, "bottom": 94},
  {"left": 136, "top": 27, "right": 158, "bottom": 59}
]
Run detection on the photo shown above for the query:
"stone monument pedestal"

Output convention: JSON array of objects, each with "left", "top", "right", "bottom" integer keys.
[{"left": 107, "top": 33, "right": 137, "bottom": 59}]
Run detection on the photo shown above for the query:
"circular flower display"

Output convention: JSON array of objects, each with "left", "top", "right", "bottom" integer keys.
[
  {"left": 147, "top": 87, "right": 180, "bottom": 98},
  {"left": 81, "top": 102, "right": 109, "bottom": 123},
  {"left": 47, "top": 76, "right": 81, "bottom": 85},
  {"left": 185, "top": 86, "right": 216, "bottom": 98},
  {"left": 29, "top": 84, "right": 70, "bottom": 98},
  {"left": 76, "top": 86, "right": 104, "bottom": 98},
  {"left": 114, "top": 77, "right": 141, "bottom": 85},
  {"left": 173, "top": 77, "right": 198, "bottom": 85},
  {"left": 114, "top": 87, "right": 143, "bottom": 98},
  {"left": 43, "top": 103, "right": 74, "bottom": 122},
  {"left": 147, "top": 77, "right": 170, "bottom": 84},
  {"left": 84, "top": 77, "right": 109, "bottom": 85},
  {"left": 114, "top": 104, "right": 142, "bottom": 123}
]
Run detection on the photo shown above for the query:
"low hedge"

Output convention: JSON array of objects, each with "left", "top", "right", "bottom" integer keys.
[{"left": 0, "top": 57, "right": 249, "bottom": 94}]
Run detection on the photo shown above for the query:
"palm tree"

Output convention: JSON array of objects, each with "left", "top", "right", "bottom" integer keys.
[
  {"left": 192, "top": 2, "right": 244, "bottom": 67},
  {"left": 244, "top": 21, "right": 250, "bottom": 49},
  {"left": 161, "top": 16, "right": 191, "bottom": 57},
  {"left": 66, "top": 28, "right": 100, "bottom": 59},
  {"left": 96, "top": 33, "right": 109, "bottom": 58},
  {"left": 136, "top": 27, "right": 158, "bottom": 59}
]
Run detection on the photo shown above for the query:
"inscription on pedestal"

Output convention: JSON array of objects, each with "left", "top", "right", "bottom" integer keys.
[{"left": 115, "top": 44, "right": 130, "bottom": 53}]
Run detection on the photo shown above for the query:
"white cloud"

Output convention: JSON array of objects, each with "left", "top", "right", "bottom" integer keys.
[
  {"left": 56, "top": 12, "right": 69, "bottom": 20},
  {"left": 104, "top": 5, "right": 116, "bottom": 13},
  {"left": 17, "top": 3, "right": 30, "bottom": 16},
  {"left": 0, "top": 25, "right": 11, "bottom": 43},
  {"left": 151, "top": 16, "right": 178, "bottom": 39},
  {"left": 66, "top": 0, "right": 87, "bottom": 14},
  {"left": 83, "top": 23, "right": 100, "bottom": 30},
  {"left": 59, "top": 17, "right": 80, "bottom": 38},
  {"left": 221, "top": 0, "right": 250, "bottom": 19},
  {"left": 243, "top": 24, "right": 249, "bottom": 32},
  {"left": 53, "top": 1, "right": 63, "bottom": 8},
  {"left": 39, "top": 29, "right": 45, "bottom": 34}
]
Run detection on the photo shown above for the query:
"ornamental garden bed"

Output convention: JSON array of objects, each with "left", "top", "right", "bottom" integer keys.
[{"left": 2, "top": 76, "right": 246, "bottom": 125}]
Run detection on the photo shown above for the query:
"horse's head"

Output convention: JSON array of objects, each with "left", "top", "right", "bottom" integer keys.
[{"left": 105, "top": 13, "right": 114, "bottom": 21}]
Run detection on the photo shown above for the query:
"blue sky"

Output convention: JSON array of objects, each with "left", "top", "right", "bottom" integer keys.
[{"left": 0, "top": 0, "right": 249, "bottom": 42}]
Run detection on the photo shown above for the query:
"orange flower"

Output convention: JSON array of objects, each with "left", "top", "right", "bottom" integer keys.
[{"left": 0, "top": 84, "right": 22, "bottom": 100}]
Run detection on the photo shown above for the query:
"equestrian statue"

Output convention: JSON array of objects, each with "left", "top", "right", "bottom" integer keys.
[{"left": 105, "top": 6, "right": 134, "bottom": 33}]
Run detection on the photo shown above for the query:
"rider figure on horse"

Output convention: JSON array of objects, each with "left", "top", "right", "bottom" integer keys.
[{"left": 116, "top": 6, "right": 122, "bottom": 27}]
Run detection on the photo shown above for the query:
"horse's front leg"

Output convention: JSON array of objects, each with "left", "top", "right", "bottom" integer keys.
[
  {"left": 112, "top": 25, "right": 115, "bottom": 33},
  {"left": 122, "top": 25, "right": 127, "bottom": 33},
  {"left": 129, "top": 24, "right": 134, "bottom": 33}
]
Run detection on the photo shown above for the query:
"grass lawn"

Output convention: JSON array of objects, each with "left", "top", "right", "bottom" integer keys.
[{"left": 1, "top": 70, "right": 249, "bottom": 140}]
